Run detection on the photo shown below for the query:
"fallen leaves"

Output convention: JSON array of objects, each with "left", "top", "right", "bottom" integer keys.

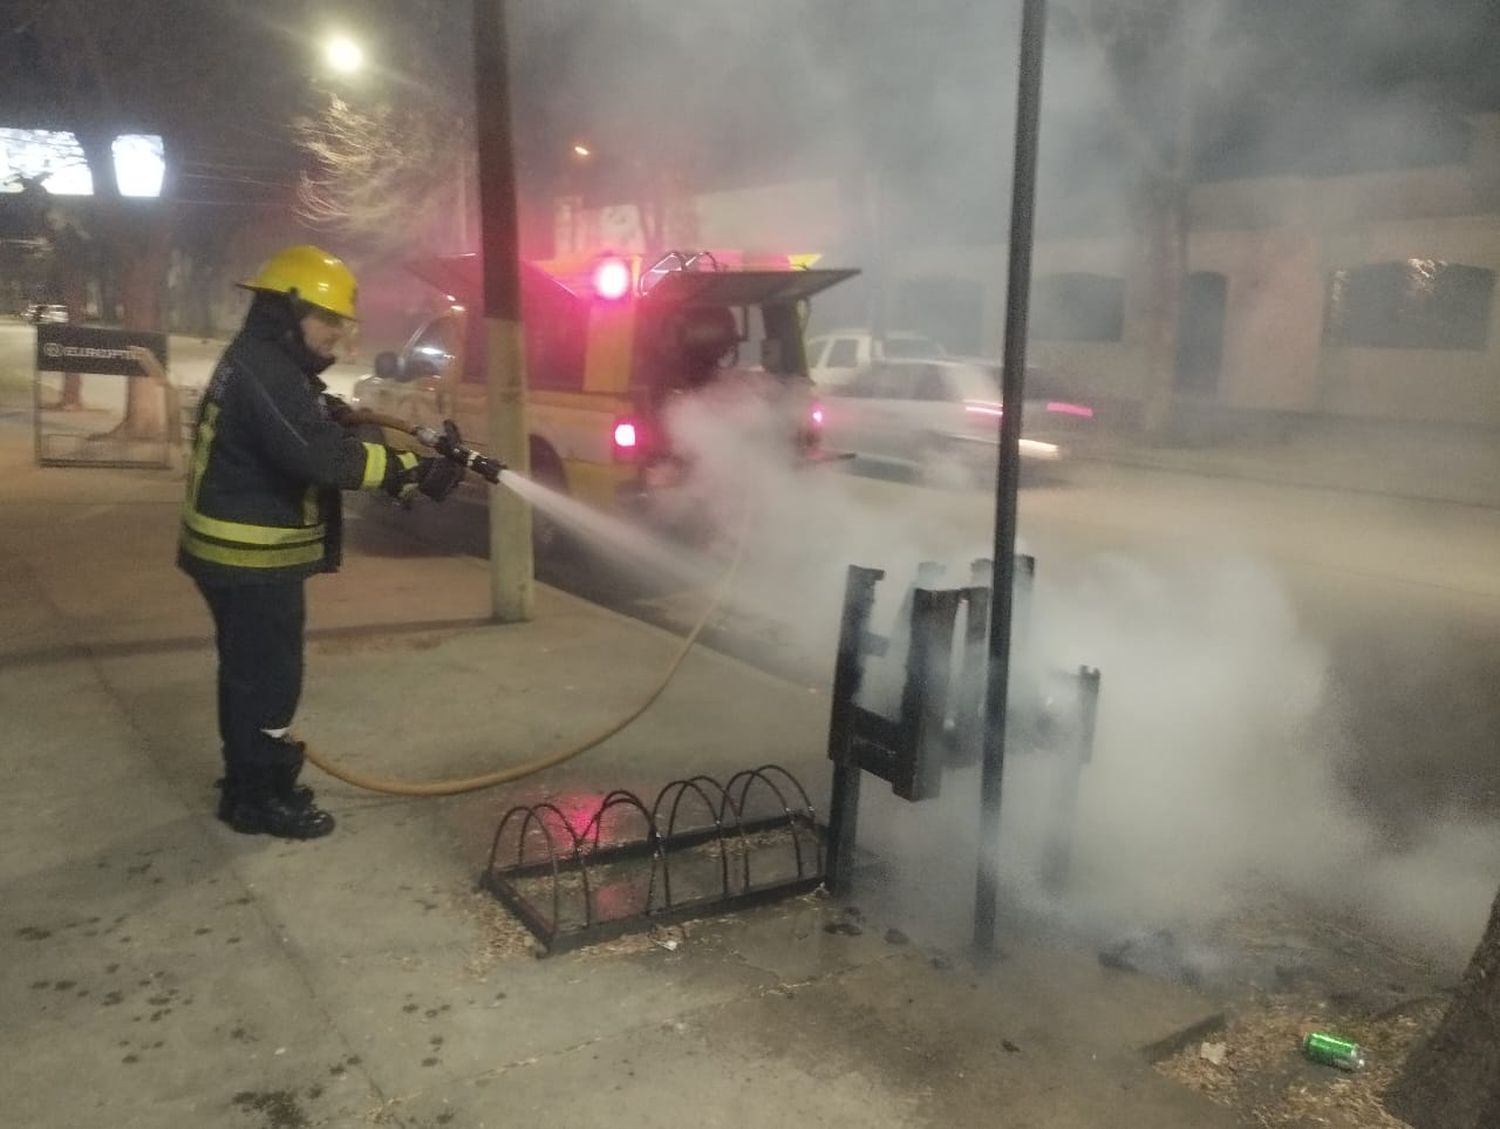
[{"left": 1157, "top": 998, "right": 1446, "bottom": 1129}]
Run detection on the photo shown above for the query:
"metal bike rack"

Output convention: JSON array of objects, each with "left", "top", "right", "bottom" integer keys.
[{"left": 480, "top": 766, "right": 824, "bottom": 955}]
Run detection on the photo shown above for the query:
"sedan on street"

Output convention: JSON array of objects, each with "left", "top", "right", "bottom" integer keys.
[{"left": 820, "top": 358, "right": 1095, "bottom": 487}]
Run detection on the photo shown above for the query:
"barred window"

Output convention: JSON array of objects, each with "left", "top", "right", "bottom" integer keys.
[{"left": 1324, "top": 260, "right": 1494, "bottom": 351}]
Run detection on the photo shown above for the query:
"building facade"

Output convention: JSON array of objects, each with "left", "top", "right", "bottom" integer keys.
[
  {"left": 896, "top": 113, "right": 1500, "bottom": 428},
  {"left": 557, "top": 113, "right": 1500, "bottom": 429}
]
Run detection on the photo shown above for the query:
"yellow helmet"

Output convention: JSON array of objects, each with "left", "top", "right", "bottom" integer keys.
[{"left": 239, "top": 244, "right": 358, "bottom": 320}]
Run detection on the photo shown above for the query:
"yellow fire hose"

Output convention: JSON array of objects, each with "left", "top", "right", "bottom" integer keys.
[{"left": 296, "top": 408, "right": 751, "bottom": 797}]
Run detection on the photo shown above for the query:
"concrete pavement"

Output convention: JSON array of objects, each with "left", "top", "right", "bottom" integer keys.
[
  {"left": 1073, "top": 417, "right": 1500, "bottom": 510},
  {"left": 0, "top": 410, "right": 1244, "bottom": 1128}
]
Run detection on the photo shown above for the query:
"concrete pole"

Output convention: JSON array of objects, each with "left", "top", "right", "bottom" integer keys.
[{"left": 472, "top": 0, "right": 533, "bottom": 622}]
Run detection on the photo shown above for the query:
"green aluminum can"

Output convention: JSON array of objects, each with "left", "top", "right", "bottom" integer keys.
[{"left": 1303, "top": 1031, "right": 1365, "bottom": 1072}]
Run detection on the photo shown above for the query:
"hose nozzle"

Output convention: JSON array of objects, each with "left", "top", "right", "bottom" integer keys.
[{"left": 414, "top": 422, "right": 506, "bottom": 484}]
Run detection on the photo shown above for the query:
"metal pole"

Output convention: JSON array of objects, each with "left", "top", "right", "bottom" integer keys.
[
  {"left": 472, "top": 0, "right": 534, "bottom": 622},
  {"left": 33, "top": 350, "right": 42, "bottom": 467},
  {"left": 974, "top": 0, "right": 1048, "bottom": 954},
  {"left": 825, "top": 565, "right": 883, "bottom": 896}
]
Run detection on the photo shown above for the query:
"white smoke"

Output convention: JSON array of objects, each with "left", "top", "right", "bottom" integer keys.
[
  {"left": 500, "top": 0, "right": 1500, "bottom": 972},
  {"left": 665, "top": 393, "right": 1500, "bottom": 965}
]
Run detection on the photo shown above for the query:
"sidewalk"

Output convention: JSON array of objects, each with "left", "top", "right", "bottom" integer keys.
[
  {"left": 1074, "top": 415, "right": 1500, "bottom": 509},
  {"left": 0, "top": 416, "right": 1242, "bottom": 1129}
]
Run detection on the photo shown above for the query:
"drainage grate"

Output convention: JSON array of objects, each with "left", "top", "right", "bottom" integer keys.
[{"left": 480, "top": 765, "right": 825, "bottom": 955}]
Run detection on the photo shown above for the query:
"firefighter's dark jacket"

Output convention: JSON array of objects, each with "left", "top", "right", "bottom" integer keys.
[{"left": 178, "top": 294, "right": 416, "bottom": 585}]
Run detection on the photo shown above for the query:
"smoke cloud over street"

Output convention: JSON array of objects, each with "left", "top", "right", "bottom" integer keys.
[{"left": 667, "top": 386, "right": 1500, "bottom": 966}]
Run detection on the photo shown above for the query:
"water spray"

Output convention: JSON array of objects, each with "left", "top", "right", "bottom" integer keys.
[{"left": 295, "top": 406, "right": 752, "bottom": 797}]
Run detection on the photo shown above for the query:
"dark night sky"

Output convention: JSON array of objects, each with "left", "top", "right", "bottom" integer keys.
[
  {"left": 0, "top": 1, "right": 313, "bottom": 203},
  {"left": 3, "top": 0, "right": 1499, "bottom": 217}
]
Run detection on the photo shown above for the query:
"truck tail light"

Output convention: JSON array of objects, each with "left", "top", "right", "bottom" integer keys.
[
  {"left": 1046, "top": 401, "right": 1094, "bottom": 418},
  {"left": 593, "top": 258, "right": 631, "bottom": 301},
  {"left": 612, "top": 418, "right": 639, "bottom": 460},
  {"left": 810, "top": 402, "right": 825, "bottom": 429}
]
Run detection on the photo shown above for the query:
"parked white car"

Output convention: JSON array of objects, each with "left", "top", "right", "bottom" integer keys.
[
  {"left": 819, "top": 358, "right": 1095, "bottom": 487},
  {"left": 805, "top": 328, "right": 945, "bottom": 388},
  {"left": 25, "top": 303, "right": 69, "bottom": 325}
]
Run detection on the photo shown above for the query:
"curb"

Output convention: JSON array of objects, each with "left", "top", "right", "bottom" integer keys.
[{"left": 1072, "top": 450, "right": 1500, "bottom": 511}]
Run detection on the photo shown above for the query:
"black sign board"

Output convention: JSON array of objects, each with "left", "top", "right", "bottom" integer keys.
[{"left": 35, "top": 324, "right": 168, "bottom": 376}]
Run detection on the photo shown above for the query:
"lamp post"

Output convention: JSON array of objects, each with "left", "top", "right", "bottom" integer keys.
[
  {"left": 974, "top": 0, "right": 1049, "bottom": 956},
  {"left": 323, "top": 34, "right": 365, "bottom": 76}
]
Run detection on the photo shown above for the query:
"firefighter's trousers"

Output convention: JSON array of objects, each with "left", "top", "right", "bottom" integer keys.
[{"left": 195, "top": 579, "right": 306, "bottom": 796}]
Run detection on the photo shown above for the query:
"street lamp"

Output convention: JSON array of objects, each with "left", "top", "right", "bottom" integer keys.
[
  {"left": 571, "top": 144, "right": 592, "bottom": 159},
  {"left": 974, "top": 0, "right": 1048, "bottom": 956},
  {"left": 323, "top": 34, "right": 365, "bottom": 75}
]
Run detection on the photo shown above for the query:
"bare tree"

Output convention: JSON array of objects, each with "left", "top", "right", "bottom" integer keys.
[
  {"left": 17, "top": 1, "right": 186, "bottom": 434},
  {"left": 290, "top": 0, "right": 485, "bottom": 258},
  {"left": 295, "top": 94, "right": 471, "bottom": 257},
  {"left": 1054, "top": 0, "right": 1213, "bottom": 436},
  {"left": 4, "top": 163, "right": 96, "bottom": 409},
  {"left": 0, "top": 174, "right": 58, "bottom": 314},
  {"left": 291, "top": 0, "right": 705, "bottom": 262},
  {"left": 15, "top": 0, "right": 274, "bottom": 436},
  {"left": 1385, "top": 884, "right": 1500, "bottom": 1128}
]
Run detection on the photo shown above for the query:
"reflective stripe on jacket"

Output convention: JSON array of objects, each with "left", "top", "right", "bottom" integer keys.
[{"left": 177, "top": 296, "right": 417, "bottom": 585}]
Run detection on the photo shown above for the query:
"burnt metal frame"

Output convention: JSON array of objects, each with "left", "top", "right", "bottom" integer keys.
[
  {"left": 1036, "top": 664, "right": 1101, "bottom": 891},
  {"left": 825, "top": 557, "right": 1100, "bottom": 902},
  {"left": 479, "top": 765, "right": 825, "bottom": 956},
  {"left": 950, "top": 555, "right": 1033, "bottom": 767},
  {"left": 826, "top": 567, "right": 964, "bottom": 806},
  {"left": 825, "top": 562, "right": 968, "bottom": 893}
]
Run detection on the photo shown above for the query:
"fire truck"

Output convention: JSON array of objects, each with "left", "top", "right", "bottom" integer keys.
[{"left": 349, "top": 249, "right": 856, "bottom": 549}]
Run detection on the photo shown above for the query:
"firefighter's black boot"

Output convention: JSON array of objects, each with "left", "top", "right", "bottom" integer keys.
[
  {"left": 221, "top": 791, "right": 336, "bottom": 840},
  {"left": 219, "top": 758, "right": 333, "bottom": 840},
  {"left": 217, "top": 774, "right": 315, "bottom": 810},
  {"left": 270, "top": 739, "right": 316, "bottom": 810},
  {"left": 217, "top": 750, "right": 314, "bottom": 812},
  {"left": 216, "top": 761, "right": 248, "bottom": 823},
  {"left": 271, "top": 763, "right": 316, "bottom": 809}
]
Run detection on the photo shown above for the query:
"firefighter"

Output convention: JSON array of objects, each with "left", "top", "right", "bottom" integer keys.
[{"left": 179, "top": 245, "right": 463, "bottom": 840}]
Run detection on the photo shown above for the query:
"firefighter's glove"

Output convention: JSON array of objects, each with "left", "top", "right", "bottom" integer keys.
[
  {"left": 413, "top": 455, "right": 465, "bottom": 502},
  {"left": 419, "top": 420, "right": 469, "bottom": 500},
  {"left": 323, "top": 394, "right": 357, "bottom": 426},
  {"left": 383, "top": 455, "right": 464, "bottom": 505},
  {"left": 380, "top": 451, "right": 421, "bottom": 505}
]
